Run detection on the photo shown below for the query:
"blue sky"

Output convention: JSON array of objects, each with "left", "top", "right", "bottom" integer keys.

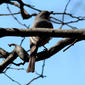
[{"left": 0, "top": 0, "right": 85, "bottom": 85}]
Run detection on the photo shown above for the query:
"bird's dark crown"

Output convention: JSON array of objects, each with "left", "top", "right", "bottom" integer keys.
[{"left": 37, "top": 11, "right": 52, "bottom": 19}]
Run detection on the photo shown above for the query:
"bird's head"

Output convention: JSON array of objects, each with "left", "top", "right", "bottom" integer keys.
[{"left": 36, "top": 11, "right": 53, "bottom": 19}]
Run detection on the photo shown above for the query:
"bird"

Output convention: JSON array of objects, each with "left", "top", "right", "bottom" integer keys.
[{"left": 26, "top": 11, "right": 53, "bottom": 72}]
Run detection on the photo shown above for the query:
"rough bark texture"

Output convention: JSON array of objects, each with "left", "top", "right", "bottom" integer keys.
[
  {"left": 0, "top": 38, "right": 81, "bottom": 73},
  {"left": 0, "top": 28, "right": 85, "bottom": 39}
]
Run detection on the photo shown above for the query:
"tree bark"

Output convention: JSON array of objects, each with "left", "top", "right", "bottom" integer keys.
[{"left": 0, "top": 28, "right": 85, "bottom": 39}]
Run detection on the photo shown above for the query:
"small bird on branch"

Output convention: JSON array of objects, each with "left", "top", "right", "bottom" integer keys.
[{"left": 26, "top": 11, "right": 53, "bottom": 72}]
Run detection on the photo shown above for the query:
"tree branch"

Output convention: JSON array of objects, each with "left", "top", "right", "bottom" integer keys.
[
  {"left": 0, "top": 38, "right": 81, "bottom": 73},
  {"left": 36, "top": 38, "right": 80, "bottom": 61},
  {"left": 0, "top": 28, "right": 85, "bottom": 39},
  {"left": 0, "top": 52, "right": 17, "bottom": 73}
]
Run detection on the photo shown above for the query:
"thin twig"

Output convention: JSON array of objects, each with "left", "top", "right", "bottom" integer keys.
[
  {"left": 4, "top": 64, "right": 12, "bottom": 73},
  {"left": 20, "top": 37, "right": 25, "bottom": 46},
  {"left": 62, "top": 0, "right": 71, "bottom": 21},
  {"left": 24, "top": 4, "right": 41, "bottom": 12},
  {"left": 8, "top": 67, "right": 25, "bottom": 70},
  {"left": 41, "top": 60, "right": 45, "bottom": 75},
  {"left": 12, "top": 62, "right": 25, "bottom": 66},
  {"left": 53, "top": 12, "right": 80, "bottom": 19},
  {"left": 60, "top": 0, "right": 71, "bottom": 29},
  {"left": 0, "top": 12, "right": 20, "bottom": 16},
  {"left": 63, "top": 39, "right": 78, "bottom": 52},
  {"left": 7, "top": 4, "right": 28, "bottom": 28},
  {"left": 26, "top": 76, "right": 41, "bottom": 85},
  {"left": 4, "top": 73, "right": 21, "bottom": 85},
  {"left": 26, "top": 60, "right": 46, "bottom": 85}
]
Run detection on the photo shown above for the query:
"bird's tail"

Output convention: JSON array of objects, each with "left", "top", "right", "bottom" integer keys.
[{"left": 26, "top": 56, "right": 35, "bottom": 72}]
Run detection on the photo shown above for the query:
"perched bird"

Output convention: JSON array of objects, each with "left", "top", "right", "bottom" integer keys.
[{"left": 26, "top": 11, "right": 53, "bottom": 72}]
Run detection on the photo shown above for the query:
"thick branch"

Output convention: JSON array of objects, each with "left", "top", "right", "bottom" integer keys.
[
  {"left": 0, "top": 28, "right": 85, "bottom": 39},
  {"left": 0, "top": 48, "right": 9, "bottom": 58},
  {"left": 36, "top": 38, "right": 79, "bottom": 61},
  {"left": 0, "top": 0, "right": 10, "bottom": 4},
  {"left": 0, "top": 38, "right": 81, "bottom": 73},
  {"left": 0, "top": 52, "right": 17, "bottom": 73}
]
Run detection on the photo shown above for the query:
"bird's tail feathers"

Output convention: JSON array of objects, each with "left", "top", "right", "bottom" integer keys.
[{"left": 26, "top": 56, "right": 35, "bottom": 72}]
